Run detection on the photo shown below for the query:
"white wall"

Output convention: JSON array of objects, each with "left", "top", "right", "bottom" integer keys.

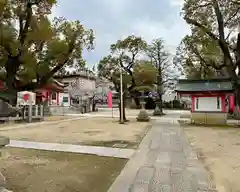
[
  {"left": 77, "top": 78, "right": 96, "bottom": 92},
  {"left": 195, "top": 97, "right": 222, "bottom": 112},
  {"left": 59, "top": 92, "right": 70, "bottom": 106},
  {"left": 60, "top": 77, "right": 96, "bottom": 96}
]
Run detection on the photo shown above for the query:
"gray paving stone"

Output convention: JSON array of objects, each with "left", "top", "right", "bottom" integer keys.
[
  {"left": 159, "top": 185, "right": 171, "bottom": 192},
  {"left": 150, "top": 167, "right": 171, "bottom": 192},
  {"left": 156, "top": 152, "right": 171, "bottom": 166},
  {"left": 108, "top": 121, "right": 216, "bottom": 192},
  {"left": 130, "top": 166, "right": 155, "bottom": 192},
  {"left": 171, "top": 168, "right": 199, "bottom": 192},
  {"left": 149, "top": 136, "right": 161, "bottom": 150}
]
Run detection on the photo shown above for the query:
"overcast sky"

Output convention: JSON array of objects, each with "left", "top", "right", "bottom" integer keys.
[{"left": 52, "top": 0, "right": 190, "bottom": 68}]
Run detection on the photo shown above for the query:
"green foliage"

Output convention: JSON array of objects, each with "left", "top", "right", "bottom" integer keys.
[
  {"left": 111, "top": 35, "right": 147, "bottom": 55},
  {"left": 147, "top": 38, "right": 179, "bottom": 92},
  {"left": 146, "top": 38, "right": 169, "bottom": 66},
  {"left": 98, "top": 55, "right": 131, "bottom": 91},
  {"left": 0, "top": 0, "right": 94, "bottom": 91},
  {"left": 98, "top": 35, "right": 147, "bottom": 92},
  {"left": 182, "top": 0, "right": 240, "bottom": 79},
  {"left": 133, "top": 61, "right": 157, "bottom": 91},
  {"left": 174, "top": 33, "right": 220, "bottom": 79}
]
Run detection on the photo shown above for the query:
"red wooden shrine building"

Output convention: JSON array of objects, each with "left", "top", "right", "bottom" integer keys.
[
  {"left": 0, "top": 79, "right": 64, "bottom": 105},
  {"left": 175, "top": 78, "right": 236, "bottom": 124}
]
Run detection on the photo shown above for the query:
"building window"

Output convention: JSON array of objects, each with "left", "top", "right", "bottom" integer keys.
[
  {"left": 217, "top": 97, "right": 220, "bottom": 109},
  {"left": 63, "top": 96, "right": 68, "bottom": 103},
  {"left": 64, "top": 82, "right": 69, "bottom": 87},
  {"left": 196, "top": 97, "right": 199, "bottom": 109},
  {"left": 52, "top": 92, "right": 57, "bottom": 100}
]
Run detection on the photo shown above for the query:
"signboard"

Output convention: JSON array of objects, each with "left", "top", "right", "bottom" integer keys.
[{"left": 17, "top": 91, "right": 36, "bottom": 106}]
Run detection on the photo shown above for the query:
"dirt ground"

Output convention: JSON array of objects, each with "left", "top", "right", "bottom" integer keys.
[
  {"left": 0, "top": 147, "right": 126, "bottom": 192},
  {"left": 183, "top": 125, "right": 240, "bottom": 192},
  {"left": 44, "top": 115, "right": 74, "bottom": 121},
  {"left": 0, "top": 116, "right": 74, "bottom": 129},
  {"left": 0, "top": 118, "right": 151, "bottom": 148}
]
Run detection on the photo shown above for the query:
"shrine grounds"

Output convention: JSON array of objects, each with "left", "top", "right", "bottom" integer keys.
[
  {"left": 0, "top": 117, "right": 151, "bottom": 191},
  {"left": 0, "top": 118, "right": 151, "bottom": 149},
  {"left": 0, "top": 147, "right": 127, "bottom": 192},
  {"left": 2, "top": 111, "right": 240, "bottom": 191},
  {"left": 182, "top": 124, "right": 240, "bottom": 192}
]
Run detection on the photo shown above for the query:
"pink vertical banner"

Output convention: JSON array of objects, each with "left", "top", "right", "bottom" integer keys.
[
  {"left": 229, "top": 95, "right": 234, "bottom": 112},
  {"left": 107, "top": 91, "right": 112, "bottom": 108}
]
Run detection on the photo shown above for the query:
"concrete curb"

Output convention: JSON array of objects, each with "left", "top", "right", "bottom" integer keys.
[{"left": 7, "top": 140, "right": 135, "bottom": 159}]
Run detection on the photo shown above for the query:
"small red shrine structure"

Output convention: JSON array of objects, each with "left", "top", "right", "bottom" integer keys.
[
  {"left": 35, "top": 79, "right": 65, "bottom": 105},
  {"left": 175, "top": 79, "right": 233, "bottom": 124},
  {"left": 0, "top": 79, "right": 65, "bottom": 106}
]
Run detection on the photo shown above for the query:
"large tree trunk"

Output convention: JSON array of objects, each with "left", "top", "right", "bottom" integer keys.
[
  {"left": 118, "top": 92, "right": 127, "bottom": 122},
  {"left": 4, "top": 56, "right": 22, "bottom": 106},
  {"left": 158, "top": 92, "right": 163, "bottom": 114}
]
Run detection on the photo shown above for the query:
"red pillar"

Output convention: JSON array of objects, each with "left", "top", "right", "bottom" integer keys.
[{"left": 191, "top": 96, "right": 195, "bottom": 112}]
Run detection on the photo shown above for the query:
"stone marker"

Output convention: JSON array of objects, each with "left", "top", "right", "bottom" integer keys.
[
  {"left": 0, "top": 136, "right": 10, "bottom": 192},
  {"left": 0, "top": 137, "right": 9, "bottom": 148}
]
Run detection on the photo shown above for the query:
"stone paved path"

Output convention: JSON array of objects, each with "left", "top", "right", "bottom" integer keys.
[
  {"left": 7, "top": 140, "right": 135, "bottom": 159},
  {"left": 108, "top": 121, "right": 217, "bottom": 192}
]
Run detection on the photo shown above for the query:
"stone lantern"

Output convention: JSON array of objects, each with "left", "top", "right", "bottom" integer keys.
[
  {"left": 153, "top": 93, "right": 164, "bottom": 116},
  {"left": 137, "top": 91, "right": 150, "bottom": 122}
]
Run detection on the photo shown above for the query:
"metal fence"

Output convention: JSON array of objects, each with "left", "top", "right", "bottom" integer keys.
[{"left": 0, "top": 105, "right": 44, "bottom": 122}]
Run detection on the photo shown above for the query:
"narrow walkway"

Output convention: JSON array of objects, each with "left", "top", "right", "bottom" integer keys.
[
  {"left": 7, "top": 140, "right": 135, "bottom": 159},
  {"left": 108, "top": 121, "right": 217, "bottom": 192}
]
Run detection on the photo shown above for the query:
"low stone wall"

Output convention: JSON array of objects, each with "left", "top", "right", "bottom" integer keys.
[{"left": 191, "top": 112, "right": 227, "bottom": 125}]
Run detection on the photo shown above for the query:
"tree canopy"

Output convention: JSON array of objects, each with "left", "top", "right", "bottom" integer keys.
[
  {"left": 182, "top": 0, "right": 240, "bottom": 80},
  {"left": 98, "top": 36, "right": 181, "bottom": 96},
  {"left": 147, "top": 38, "right": 179, "bottom": 92},
  {"left": 98, "top": 35, "right": 148, "bottom": 95},
  {"left": 133, "top": 60, "right": 157, "bottom": 92},
  {"left": 0, "top": 0, "right": 94, "bottom": 96},
  {"left": 174, "top": 32, "right": 221, "bottom": 79}
]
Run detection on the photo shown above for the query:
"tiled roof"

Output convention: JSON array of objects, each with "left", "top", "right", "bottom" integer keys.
[{"left": 175, "top": 79, "right": 233, "bottom": 92}]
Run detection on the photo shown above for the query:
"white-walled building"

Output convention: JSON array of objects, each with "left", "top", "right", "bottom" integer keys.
[{"left": 54, "top": 70, "right": 97, "bottom": 106}]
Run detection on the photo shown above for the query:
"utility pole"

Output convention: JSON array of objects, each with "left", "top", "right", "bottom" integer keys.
[{"left": 119, "top": 66, "right": 124, "bottom": 124}]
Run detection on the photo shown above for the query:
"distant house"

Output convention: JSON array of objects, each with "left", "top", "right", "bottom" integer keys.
[
  {"left": 54, "top": 70, "right": 97, "bottom": 106},
  {"left": 95, "top": 78, "right": 114, "bottom": 102}
]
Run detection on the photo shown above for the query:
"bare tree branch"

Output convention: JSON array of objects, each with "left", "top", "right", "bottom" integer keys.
[
  {"left": 19, "top": 2, "right": 33, "bottom": 45},
  {"left": 213, "top": 1, "right": 225, "bottom": 41}
]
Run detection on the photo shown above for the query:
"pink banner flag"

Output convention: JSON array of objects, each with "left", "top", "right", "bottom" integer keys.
[{"left": 107, "top": 91, "right": 112, "bottom": 108}]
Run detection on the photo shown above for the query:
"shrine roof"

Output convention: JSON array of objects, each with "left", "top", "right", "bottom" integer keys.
[{"left": 175, "top": 78, "right": 233, "bottom": 93}]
